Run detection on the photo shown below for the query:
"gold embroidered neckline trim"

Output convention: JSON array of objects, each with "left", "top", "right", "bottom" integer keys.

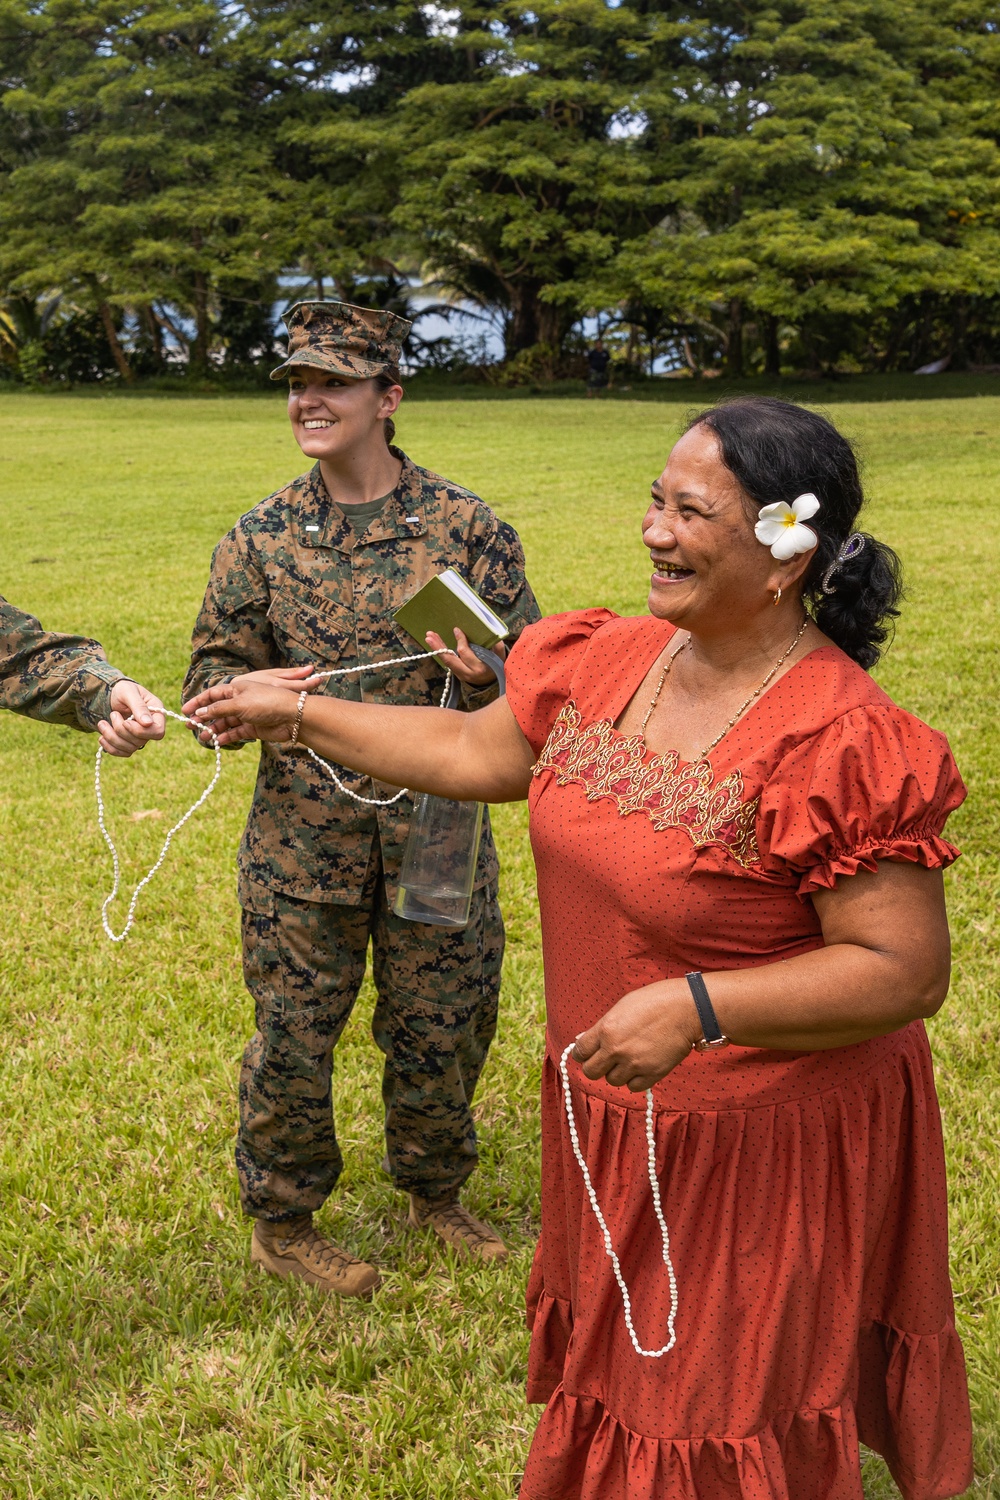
[{"left": 533, "top": 701, "right": 760, "bottom": 868}]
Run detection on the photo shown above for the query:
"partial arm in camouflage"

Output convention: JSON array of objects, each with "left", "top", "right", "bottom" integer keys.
[
  {"left": 461, "top": 515, "right": 542, "bottom": 711},
  {"left": 0, "top": 594, "right": 124, "bottom": 730},
  {"left": 181, "top": 527, "right": 280, "bottom": 746}
]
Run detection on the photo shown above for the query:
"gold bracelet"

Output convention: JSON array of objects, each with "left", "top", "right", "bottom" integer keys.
[{"left": 288, "top": 689, "right": 308, "bottom": 747}]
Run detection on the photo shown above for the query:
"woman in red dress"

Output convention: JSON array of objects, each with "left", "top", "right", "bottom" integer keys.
[{"left": 186, "top": 397, "right": 975, "bottom": 1500}]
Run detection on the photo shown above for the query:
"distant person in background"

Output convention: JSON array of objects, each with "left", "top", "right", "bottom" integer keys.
[
  {"left": 586, "top": 338, "right": 611, "bottom": 397},
  {"left": 1, "top": 594, "right": 164, "bottom": 754},
  {"left": 183, "top": 300, "right": 540, "bottom": 1300}
]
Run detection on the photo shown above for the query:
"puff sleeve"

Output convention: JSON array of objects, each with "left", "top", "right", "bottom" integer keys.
[
  {"left": 759, "top": 703, "right": 966, "bottom": 897},
  {"left": 505, "top": 609, "right": 618, "bottom": 757}
]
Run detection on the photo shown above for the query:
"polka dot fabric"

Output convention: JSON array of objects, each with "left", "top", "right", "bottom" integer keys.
[{"left": 505, "top": 611, "right": 974, "bottom": 1500}]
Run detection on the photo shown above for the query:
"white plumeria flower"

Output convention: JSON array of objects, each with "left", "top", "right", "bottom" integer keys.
[{"left": 754, "top": 492, "right": 821, "bottom": 560}]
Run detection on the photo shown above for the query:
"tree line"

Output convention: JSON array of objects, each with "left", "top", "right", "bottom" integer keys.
[{"left": 2, "top": 0, "right": 999, "bottom": 386}]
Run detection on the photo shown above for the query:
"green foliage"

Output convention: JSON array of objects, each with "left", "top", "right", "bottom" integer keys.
[
  {"left": 1, "top": 392, "right": 999, "bottom": 1495},
  {"left": 14, "top": 337, "right": 45, "bottom": 386},
  {"left": 384, "top": 1, "right": 666, "bottom": 355},
  {"left": 0, "top": 0, "right": 297, "bottom": 377},
  {"left": 0, "top": 293, "right": 118, "bottom": 383},
  {"left": 592, "top": 0, "right": 1000, "bottom": 374},
  {"left": 3, "top": 0, "right": 1000, "bottom": 378}
]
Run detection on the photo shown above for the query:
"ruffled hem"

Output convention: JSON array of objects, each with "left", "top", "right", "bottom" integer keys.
[
  {"left": 526, "top": 1282, "right": 571, "bottom": 1405},
  {"left": 797, "top": 829, "right": 960, "bottom": 896},
  {"left": 520, "top": 1389, "right": 864, "bottom": 1500},
  {"left": 523, "top": 1294, "right": 973, "bottom": 1500},
  {"left": 854, "top": 1320, "right": 974, "bottom": 1500}
]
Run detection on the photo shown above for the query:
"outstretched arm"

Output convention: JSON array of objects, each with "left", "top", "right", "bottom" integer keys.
[
  {"left": 182, "top": 678, "right": 536, "bottom": 803},
  {"left": 0, "top": 595, "right": 164, "bottom": 753}
]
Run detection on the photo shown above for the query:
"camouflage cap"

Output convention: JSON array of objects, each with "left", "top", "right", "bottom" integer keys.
[{"left": 270, "top": 300, "right": 412, "bottom": 382}]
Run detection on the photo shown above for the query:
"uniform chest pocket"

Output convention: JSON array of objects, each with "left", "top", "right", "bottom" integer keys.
[
  {"left": 267, "top": 588, "right": 353, "bottom": 669},
  {"left": 386, "top": 558, "right": 456, "bottom": 658}
]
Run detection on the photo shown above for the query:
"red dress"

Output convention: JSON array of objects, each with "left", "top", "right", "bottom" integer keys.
[{"left": 505, "top": 611, "right": 973, "bottom": 1500}]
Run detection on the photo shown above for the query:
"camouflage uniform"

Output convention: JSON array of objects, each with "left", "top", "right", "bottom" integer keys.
[
  {"left": 184, "top": 379, "right": 540, "bottom": 1218},
  {"left": 0, "top": 594, "right": 125, "bottom": 728},
  {"left": 238, "top": 851, "right": 505, "bottom": 1217}
]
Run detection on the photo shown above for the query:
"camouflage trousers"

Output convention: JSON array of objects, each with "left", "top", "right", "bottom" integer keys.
[{"left": 237, "top": 858, "right": 504, "bottom": 1222}]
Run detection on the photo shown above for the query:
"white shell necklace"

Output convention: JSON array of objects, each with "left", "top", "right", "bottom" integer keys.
[
  {"left": 305, "top": 652, "right": 450, "bottom": 805},
  {"left": 559, "top": 1042, "right": 678, "bottom": 1358},
  {"left": 96, "top": 709, "right": 223, "bottom": 942},
  {"left": 96, "top": 650, "right": 447, "bottom": 940}
]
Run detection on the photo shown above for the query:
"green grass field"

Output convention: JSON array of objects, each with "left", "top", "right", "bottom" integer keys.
[{"left": 1, "top": 391, "right": 998, "bottom": 1499}]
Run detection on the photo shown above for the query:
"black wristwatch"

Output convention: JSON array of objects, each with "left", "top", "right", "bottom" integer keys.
[{"left": 685, "top": 971, "right": 731, "bottom": 1051}]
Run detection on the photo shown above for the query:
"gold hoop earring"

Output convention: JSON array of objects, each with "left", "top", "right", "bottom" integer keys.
[{"left": 772, "top": 586, "right": 782, "bottom": 606}]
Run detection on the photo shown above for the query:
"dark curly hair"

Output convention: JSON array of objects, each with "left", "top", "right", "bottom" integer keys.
[{"left": 686, "top": 397, "right": 902, "bottom": 670}]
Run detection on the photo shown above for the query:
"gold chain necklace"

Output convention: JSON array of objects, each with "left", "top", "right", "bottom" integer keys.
[{"left": 639, "top": 616, "right": 811, "bottom": 759}]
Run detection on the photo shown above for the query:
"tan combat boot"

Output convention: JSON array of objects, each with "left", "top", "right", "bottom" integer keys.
[
  {"left": 408, "top": 1194, "right": 508, "bottom": 1262},
  {"left": 251, "top": 1215, "right": 380, "bottom": 1297}
]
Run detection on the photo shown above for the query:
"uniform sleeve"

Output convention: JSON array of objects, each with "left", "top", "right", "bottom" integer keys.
[
  {"left": 463, "top": 514, "right": 542, "bottom": 711},
  {"left": 505, "top": 609, "right": 618, "bottom": 757},
  {"left": 181, "top": 526, "right": 278, "bottom": 739},
  {"left": 758, "top": 704, "right": 966, "bottom": 897},
  {"left": 0, "top": 595, "right": 124, "bottom": 731}
]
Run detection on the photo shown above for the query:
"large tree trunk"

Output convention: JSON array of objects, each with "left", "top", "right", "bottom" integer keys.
[
  {"left": 911, "top": 297, "right": 935, "bottom": 370},
  {"left": 537, "top": 300, "right": 568, "bottom": 350},
  {"left": 96, "top": 299, "right": 133, "bottom": 382},
  {"left": 190, "top": 269, "right": 210, "bottom": 373},
  {"left": 763, "top": 314, "right": 781, "bottom": 377},
  {"left": 799, "top": 324, "right": 823, "bottom": 375},
  {"left": 725, "top": 299, "right": 744, "bottom": 378},
  {"left": 878, "top": 308, "right": 911, "bottom": 373},
  {"left": 951, "top": 296, "right": 969, "bottom": 371},
  {"left": 143, "top": 306, "right": 164, "bottom": 370},
  {"left": 506, "top": 282, "right": 542, "bottom": 355}
]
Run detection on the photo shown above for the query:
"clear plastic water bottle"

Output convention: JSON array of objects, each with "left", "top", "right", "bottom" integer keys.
[
  {"left": 392, "top": 793, "right": 485, "bottom": 927},
  {"left": 392, "top": 644, "right": 505, "bottom": 929}
]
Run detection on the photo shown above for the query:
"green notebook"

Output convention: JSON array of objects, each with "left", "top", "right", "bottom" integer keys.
[{"left": 394, "top": 568, "right": 509, "bottom": 650}]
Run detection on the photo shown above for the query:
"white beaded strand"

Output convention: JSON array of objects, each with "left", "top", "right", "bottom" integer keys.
[
  {"left": 302, "top": 747, "right": 412, "bottom": 806},
  {"left": 301, "top": 660, "right": 454, "bottom": 807},
  {"left": 96, "top": 709, "right": 222, "bottom": 943},
  {"left": 313, "top": 649, "right": 440, "bottom": 681},
  {"left": 558, "top": 1041, "right": 679, "bottom": 1358},
  {"left": 94, "top": 649, "right": 458, "bottom": 938}
]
